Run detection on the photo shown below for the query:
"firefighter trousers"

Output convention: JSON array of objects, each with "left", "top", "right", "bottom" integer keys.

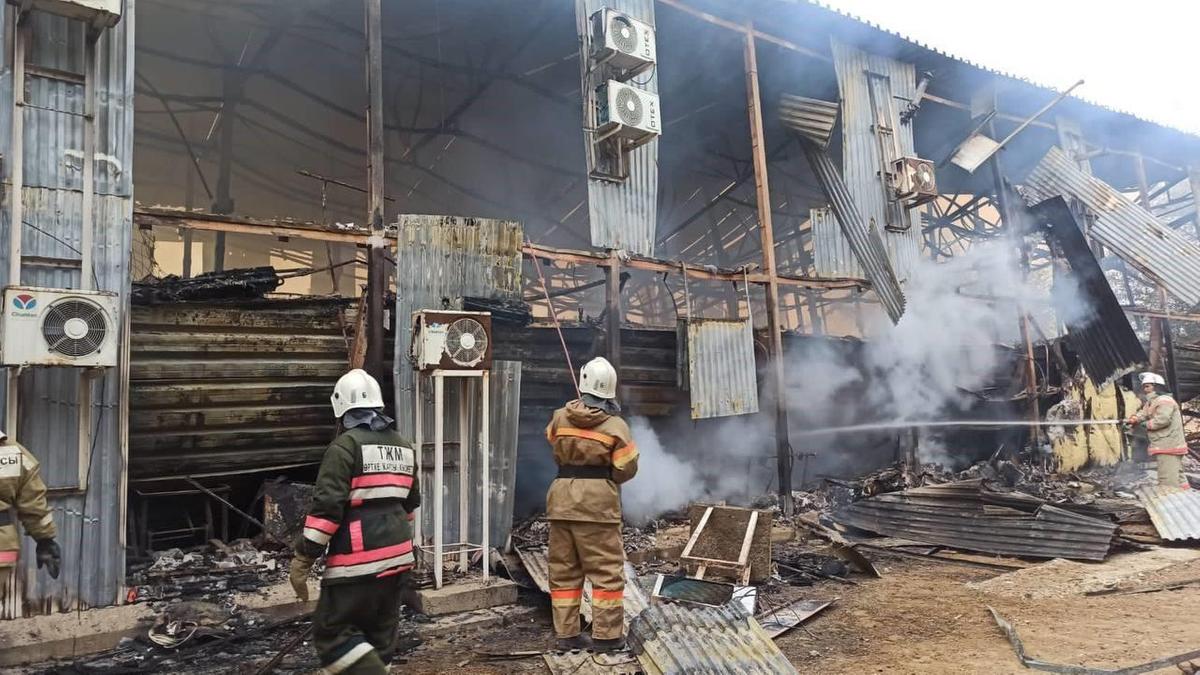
[
  {"left": 1155, "top": 453, "right": 1188, "bottom": 489},
  {"left": 313, "top": 573, "right": 406, "bottom": 674},
  {"left": 548, "top": 519, "right": 625, "bottom": 640}
]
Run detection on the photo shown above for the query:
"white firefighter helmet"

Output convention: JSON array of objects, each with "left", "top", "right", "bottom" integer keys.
[
  {"left": 579, "top": 357, "right": 618, "bottom": 400},
  {"left": 331, "top": 369, "right": 385, "bottom": 418},
  {"left": 1139, "top": 372, "right": 1167, "bottom": 387}
]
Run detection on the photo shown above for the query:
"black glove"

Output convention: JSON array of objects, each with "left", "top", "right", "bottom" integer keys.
[{"left": 36, "top": 538, "right": 61, "bottom": 579}]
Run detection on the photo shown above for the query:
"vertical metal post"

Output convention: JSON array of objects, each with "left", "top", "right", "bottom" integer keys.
[
  {"left": 1133, "top": 153, "right": 1169, "bottom": 375},
  {"left": 413, "top": 371, "right": 423, "bottom": 556},
  {"left": 433, "top": 372, "right": 444, "bottom": 589},
  {"left": 743, "top": 25, "right": 792, "bottom": 513},
  {"left": 9, "top": 13, "right": 27, "bottom": 285},
  {"left": 457, "top": 379, "right": 469, "bottom": 572},
  {"left": 480, "top": 370, "right": 490, "bottom": 582},
  {"left": 606, "top": 251, "right": 622, "bottom": 373},
  {"left": 364, "top": 0, "right": 387, "bottom": 382},
  {"left": 80, "top": 28, "right": 97, "bottom": 291}
]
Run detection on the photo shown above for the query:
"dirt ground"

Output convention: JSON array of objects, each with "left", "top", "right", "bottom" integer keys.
[
  {"left": 400, "top": 549, "right": 1200, "bottom": 675},
  {"left": 23, "top": 547, "right": 1200, "bottom": 673}
]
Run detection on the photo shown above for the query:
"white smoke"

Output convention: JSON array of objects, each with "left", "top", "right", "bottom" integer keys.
[{"left": 621, "top": 416, "right": 701, "bottom": 523}]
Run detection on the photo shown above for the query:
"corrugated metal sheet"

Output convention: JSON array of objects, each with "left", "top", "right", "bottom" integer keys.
[
  {"left": 1022, "top": 146, "right": 1200, "bottom": 307},
  {"left": 779, "top": 95, "right": 838, "bottom": 149},
  {"left": 686, "top": 319, "right": 759, "bottom": 420},
  {"left": 0, "top": 4, "right": 134, "bottom": 615},
  {"left": 129, "top": 299, "right": 351, "bottom": 479},
  {"left": 833, "top": 480, "right": 1117, "bottom": 561},
  {"left": 393, "top": 214, "right": 523, "bottom": 549},
  {"left": 802, "top": 143, "right": 905, "bottom": 322},
  {"left": 1136, "top": 485, "right": 1200, "bottom": 541},
  {"left": 1030, "top": 197, "right": 1146, "bottom": 385},
  {"left": 576, "top": 0, "right": 658, "bottom": 257},
  {"left": 825, "top": 39, "right": 921, "bottom": 283},
  {"left": 629, "top": 601, "right": 797, "bottom": 675},
  {"left": 1176, "top": 342, "right": 1200, "bottom": 403}
]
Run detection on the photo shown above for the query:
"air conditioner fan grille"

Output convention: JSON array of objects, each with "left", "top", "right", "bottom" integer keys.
[
  {"left": 609, "top": 15, "right": 639, "bottom": 54},
  {"left": 41, "top": 299, "right": 108, "bottom": 358},
  {"left": 445, "top": 317, "right": 488, "bottom": 367},
  {"left": 614, "top": 87, "right": 644, "bottom": 126}
]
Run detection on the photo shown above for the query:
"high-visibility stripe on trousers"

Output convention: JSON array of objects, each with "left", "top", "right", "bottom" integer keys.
[{"left": 548, "top": 519, "right": 625, "bottom": 640}]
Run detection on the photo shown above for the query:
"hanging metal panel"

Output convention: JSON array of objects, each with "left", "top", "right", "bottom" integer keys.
[
  {"left": 1022, "top": 146, "right": 1200, "bottom": 307},
  {"left": 1030, "top": 197, "right": 1146, "bottom": 385},
  {"left": 576, "top": 0, "right": 658, "bottom": 257},
  {"left": 687, "top": 319, "right": 759, "bottom": 420},
  {"left": 0, "top": 2, "right": 134, "bottom": 616},
  {"left": 828, "top": 39, "right": 921, "bottom": 283}
]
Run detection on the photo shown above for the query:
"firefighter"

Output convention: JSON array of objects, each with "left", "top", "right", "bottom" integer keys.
[
  {"left": 289, "top": 369, "right": 420, "bottom": 674},
  {"left": 545, "top": 357, "right": 639, "bottom": 652},
  {"left": 0, "top": 429, "right": 61, "bottom": 594},
  {"left": 1126, "top": 372, "right": 1189, "bottom": 488}
]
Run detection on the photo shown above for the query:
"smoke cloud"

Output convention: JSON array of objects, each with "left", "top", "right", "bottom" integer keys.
[{"left": 619, "top": 243, "right": 1079, "bottom": 520}]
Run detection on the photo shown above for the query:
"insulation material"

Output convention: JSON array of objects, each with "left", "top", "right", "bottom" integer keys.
[
  {"left": 822, "top": 39, "right": 922, "bottom": 283},
  {"left": 1047, "top": 378, "right": 1141, "bottom": 472},
  {"left": 575, "top": 0, "right": 658, "bottom": 257},
  {"left": 685, "top": 319, "right": 759, "bottom": 419},
  {"left": 1022, "top": 146, "right": 1200, "bottom": 307}
]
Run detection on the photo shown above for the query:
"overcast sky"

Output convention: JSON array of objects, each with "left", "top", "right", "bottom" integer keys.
[{"left": 820, "top": 0, "right": 1198, "bottom": 134}]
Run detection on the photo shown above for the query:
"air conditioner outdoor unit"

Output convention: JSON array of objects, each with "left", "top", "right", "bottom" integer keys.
[
  {"left": 7, "top": 0, "right": 122, "bottom": 26},
  {"left": 891, "top": 156, "right": 938, "bottom": 206},
  {"left": 2, "top": 287, "right": 119, "bottom": 367},
  {"left": 590, "top": 8, "right": 656, "bottom": 77},
  {"left": 411, "top": 310, "right": 492, "bottom": 372},
  {"left": 596, "top": 80, "right": 661, "bottom": 147}
]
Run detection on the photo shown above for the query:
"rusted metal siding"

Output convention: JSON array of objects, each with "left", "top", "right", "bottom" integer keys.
[
  {"left": 128, "top": 300, "right": 352, "bottom": 479},
  {"left": 629, "top": 601, "right": 798, "bottom": 674},
  {"left": 1176, "top": 342, "right": 1200, "bottom": 403},
  {"left": 1023, "top": 146, "right": 1200, "bottom": 307},
  {"left": 1136, "top": 486, "right": 1200, "bottom": 541},
  {"left": 824, "top": 39, "right": 921, "bottom": 283},
  {"left": 1031, "top": 197, "right": 1146, "bottom": 385},
  {"left": 686, "top": 319, "right": 759, "bottom": 419},
  {"left": 576, "top": 0, "right": 658, "bottom": 257},
  {"left": 0, "top": 4, "right": 134, "bottom": 615}
]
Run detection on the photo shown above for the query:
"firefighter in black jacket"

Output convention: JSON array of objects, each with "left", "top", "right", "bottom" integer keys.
[{"left": 290, "top": 369, "right": 420, "bottom": 674}]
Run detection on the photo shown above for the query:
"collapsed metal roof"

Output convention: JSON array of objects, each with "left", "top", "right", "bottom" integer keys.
[
  {"left": 1029, "top": 197, "right": 1147, "bottom": 385},
  {"left": 833, "top": 480, "right": 1118, "bottom": 561},
  {"left": 629, "top": 601, "right": 798, "bottom": 675},
  {"left": 1022, "top": 147, "right": 1200, "bottom": 308},
  {"left": 1136, "top": 486, "right": 1200, "bottom": 541}
]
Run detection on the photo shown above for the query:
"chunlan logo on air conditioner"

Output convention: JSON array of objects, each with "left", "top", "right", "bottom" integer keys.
[{"left": 12, "top": 294, "right": 36, "bottom": 311}]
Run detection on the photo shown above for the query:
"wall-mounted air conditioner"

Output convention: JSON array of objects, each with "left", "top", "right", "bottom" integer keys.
[
  {"left": 891, "top": 156, "right": 938, "bottom": 207},
  {"left": 2, "top": 287, "right": 120, "bottom": 367},
  {"left": 7, "top": 0, "right": 122, "bottom": 26},
  {"left": 596, "top": 80, "right": 660, "bottom": 148},
  {"left": 411, "top": 310, "right": 493, "bottom": 372},
  {"left": 590, "top": 7, "right": 656, "bottom": 78}
]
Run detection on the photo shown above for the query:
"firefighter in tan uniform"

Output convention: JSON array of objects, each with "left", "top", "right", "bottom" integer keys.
[
  {"left": 0, "top": 429, "right": 61, "bottom": 594},
  {"left": 545, "top": 357, "right": 639, "bottom": 652},
  {"left": 1126, "top": 372, "right": 1190, "bottom": 488}
]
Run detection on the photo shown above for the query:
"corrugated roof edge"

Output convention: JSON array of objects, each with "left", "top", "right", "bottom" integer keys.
[{"left": 787, "top": 0, "right": 1200, "bottom": 140}]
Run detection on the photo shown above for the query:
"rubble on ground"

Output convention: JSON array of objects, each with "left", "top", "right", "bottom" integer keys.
[{"left": 126, "top": 539, "right": 289, "bottom": 605}]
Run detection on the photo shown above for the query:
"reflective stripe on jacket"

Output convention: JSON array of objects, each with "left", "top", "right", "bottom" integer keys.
[
  {"left": 1134, "top": 393, "right": 1188, "bottom": 455},
  {"left": 295, "top": 426, "right": 421, "bottom": 585},
  {"left": 0, "top": 441, "right": 56, "bottom": 569},
  {"left": 545, "top": 400, "right": 639, "bottom": 523}
]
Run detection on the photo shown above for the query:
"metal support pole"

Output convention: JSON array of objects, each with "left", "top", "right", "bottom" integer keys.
[
  {"left": 433, "top": 373, "right": 444, "bottom": 589},
  {"left": 480, "top": 370, "right": 490, "bottom": 581},
  {"left": 80, "top": 28, "right": 97, "bottom": 291},
  {"left": 364, "top": 0, "right": 387, "bottom": 383},
  {"left": 413, "top": 372, "right": 423, "bottom": 555},
  {"left": 1134, "top": 153, "right": 1169, "bottom": 375},
  {"left": 9, "top": 13, "right": 27, "bottom": 286},
  {"left": 606, "top": 251, "right": 622, "bottom": 373},
  {"left": 743, "top": 25, "right": 793, "bottom": 513},
  {"left": 458, "top": 379, "right": 469, "bottom": 572}
]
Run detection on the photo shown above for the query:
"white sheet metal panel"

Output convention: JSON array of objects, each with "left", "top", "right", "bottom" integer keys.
[
  {"left": 1136, "top": 485, "right": 1200, "bottom": 541},
  {"left": 687, "top": 319, "right": 759, "bottom": 420},
  {"left": 0, "top": 6, "right": 134, "bottom": 615},
  {"left": 824, "top": 39, "right": 921, "bottom": 282},
  {"left": 813, "top": 206, "right": 861, "bottom": 277},
  {"left": 576, "top": 0, "right": 658, "bottom": 257},
  {"left": 1023, "top": 146, "right": 1200, "bottom": 307}
]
